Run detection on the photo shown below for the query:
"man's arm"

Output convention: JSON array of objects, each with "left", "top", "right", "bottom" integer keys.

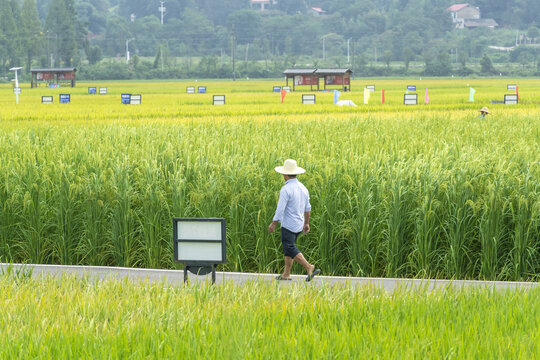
[
  {"left": 269, "top": 188, "right": 288, "bottom": 233},
  {"left": 303, "top": 211, "right": 310, "bottom": 234}
]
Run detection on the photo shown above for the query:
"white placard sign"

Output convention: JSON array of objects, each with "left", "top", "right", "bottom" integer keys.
[
  {"left": 186, "top": 86, "right": 195, "bottom": 94},
  {"left": 42, "top": 96, "right": 53, "bottom": 104},
  {"left": 283, "top": 86, "right": 291, "bottom": 92},
  {"left": 366, "top": 85, "right": 375, "bottom": 92},
  {"left": 213, "top": 95, "right": 225, "bottom": 105},
  {"left": 302, "top": 94, "right": 316, "bottom": 104},
  {"left": 404, "top": 94, "right": 418, "bottom": 105},
  {"left": 99, "top": 87, "right": 107, "bottom": 95},
  {"left": 130, "top": 94, "right": 142, "bottom": 105},
  {"left": 507, "top": 84, "right": 517, "bottom": 91},
  {"left": 174, "top": 218, "right": 226, "bottom": 264},
  {"left": 504, "top": 94, "right": 518, "bottom": 105}
]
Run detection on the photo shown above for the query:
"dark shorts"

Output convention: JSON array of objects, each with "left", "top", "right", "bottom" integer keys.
[{"left": 281, "top": 227, "right": 301, "bottom": 258}]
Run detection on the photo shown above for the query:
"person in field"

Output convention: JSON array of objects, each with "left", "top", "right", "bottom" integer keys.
[
  {"left": 268, "top": 159, "right": 320, "bottom": 282},
  {"left": 479, "top": 106, "right": 490, "bottom": 119}
]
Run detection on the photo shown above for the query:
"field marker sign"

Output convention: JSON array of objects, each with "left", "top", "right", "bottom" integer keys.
[
  {"left": 213, "top": 95, "right": 225, "bottom": 105},
  {"left": 173, "top": 218, "right": 226, "bottom": 284},
  {"left": 99, "top": 87, "right": 107, "bottom": 95},
  {"left": 59, "top": 94, "right": 70, "bottom": 104},
  {"left": 366, "top": 85, "right": 375, "bottom": 92},
  {"left": 186, "top": 86, "right": 195, "bottom": 94},
  {"left": 283, "top": 86, "right": 291, "bottom": 92},
  {"left": 404, "top": 94, "right": 417, "bottom": 105},
  {"left": 507, "top": 84, "right": 517, "bottom": 91},
  {"left": 121, "top": 94, "right": 131, "bottom": 104},
  {"left": 407, "top": 85, "right": 416, "bottom": 92},
  {"left": 273, "top": 86, "right": 281, "bottom": 92},
  {"left": 130, "top": 94, "right": 142, "bottom": 105},
  {"left": 88, "top": 87, "right": 97, "bottom": 94},
  {"left": 42, "top": 96, "right": 53, "bottom": 104},
  {"left": 198, "top": 86, "right": 207, "bottom": 93},
  {"left": 504, "top": 94, "right": 518, "bottom": 105},
  {"left": 302, "top": 94, "right": 316, "bottom": 104}
]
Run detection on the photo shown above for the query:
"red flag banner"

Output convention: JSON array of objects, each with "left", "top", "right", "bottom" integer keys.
[
  {"left": 381, "top": 89, "right": 385, "bottom": 104},
  {"left": 516, "top": 86, "right": 519, "bottom": 101},
  {"left": 280, "top": 89, "right": 287, "bottom": 104}
]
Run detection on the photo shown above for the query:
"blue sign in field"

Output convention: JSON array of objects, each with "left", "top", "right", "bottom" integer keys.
[
  {"left": 407, "top": 85, "right": 416, "bottom": 92},
  {"left": 198, "top": 86, "right": 207, "bottom": 93},
  {"left": 59, "top": 94, "right": 70, "bottom": 103},
  {"left": 121, "top": 94, "right": 131, "bottom": 104},
  {"left": 273, "top": 86, "right": 281, "bottom": 92},
  {"left": 88, "top": 87, "right": 97, "bottom": 94}
]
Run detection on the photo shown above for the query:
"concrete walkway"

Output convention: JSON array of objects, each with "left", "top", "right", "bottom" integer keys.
[{"left": 1, "top": 263, "right": 538, "bottom": 292}]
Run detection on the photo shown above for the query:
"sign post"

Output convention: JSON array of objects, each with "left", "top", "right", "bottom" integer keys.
[
  {"left": 173, "top": 218, "right": 227, "bottom": 284},
  {"left": 9, "top": 67, "right": 22, "bottom": 105}
]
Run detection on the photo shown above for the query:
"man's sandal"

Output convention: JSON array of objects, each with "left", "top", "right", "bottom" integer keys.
[
  {"left": 275, "top": 275, "right": 292, "bottom": 281},
  {"left": 306, "top": 269, "right": 320, "bottom": 282}
]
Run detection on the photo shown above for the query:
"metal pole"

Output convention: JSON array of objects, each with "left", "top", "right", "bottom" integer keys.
[
  {"left": 347, "top": 38, "right": 351, "bottom": 64},
  {"left": 15, "top": 70, "right": 19, "bottom": 105},
  {"left": 323, "top": 37, "right": 326, "bottom": 60}
]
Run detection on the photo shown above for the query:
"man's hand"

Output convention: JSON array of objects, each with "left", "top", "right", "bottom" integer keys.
[
  {"left": 268, "top": 222, "right": 277, "bottom": 233},
  {"left": 303, "top": 223, "right": 310, "bottom": 234}
]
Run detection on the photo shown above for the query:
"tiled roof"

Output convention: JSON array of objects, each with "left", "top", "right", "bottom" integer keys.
[
  {"left": 30, "top": 68, "right": 77, "bottom": 72},
  {"left": 447, "top": 4, "right": 469, "bottom": 12}
]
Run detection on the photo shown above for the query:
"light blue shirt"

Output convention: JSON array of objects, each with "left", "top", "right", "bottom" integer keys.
[{"left": 273, "top": 178, "right": 311, "bottom": 233}]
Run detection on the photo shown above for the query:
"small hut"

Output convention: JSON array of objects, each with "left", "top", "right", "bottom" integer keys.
[
  {"left": 30, "top": 68, "right": 77, "bottom": 88},
  {"left": 283, "top": 69, "right": 319, "bottom": 91},
  {"left": 315, "top": 68, "right": 352, "bottom": 91}
]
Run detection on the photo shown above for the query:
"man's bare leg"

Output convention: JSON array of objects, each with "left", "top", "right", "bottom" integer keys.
[
  {"left": 282, "top": 256, "right": 294, "bottom": 278},
  {"left": 293, "top": 253, "right": 315, "bottom": 274}
]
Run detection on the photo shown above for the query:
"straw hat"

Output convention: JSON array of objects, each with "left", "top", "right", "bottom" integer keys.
[
  {"left": 479, "top": 106, "right": 490, "bottom": 114},
  {"left": 274, "top": 159, "right": 305, "bottom": 175}
]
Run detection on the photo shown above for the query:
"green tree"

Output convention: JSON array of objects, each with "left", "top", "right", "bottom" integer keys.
[
  {"left": 0, "top": 0, "right": 19, "bottom": 75},
  {"left": 480, "top": 53, "right": 496, "bottom": 74},
  {"left": 402, "top": 47, "right": 414, "bottom": 71},
  {"left": 227, "top": 10, "right": 261, "bottom": 45},
  {"left": 86, "top": 45, "right": 102, "bottom": 65},
  {"left": 45, "top": 0, "right": 78, "bottom": 66},
  {"left": 20, "top": 0, "right": 43, "bottom": 72},
  {"left": 382, "top": 50, "right": 392, "bottom": 68}
]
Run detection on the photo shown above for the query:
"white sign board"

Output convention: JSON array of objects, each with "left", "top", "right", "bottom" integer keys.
[
  {"left": 213, "top": 95, "right": 225, "bottom": 105},
  {"left": 13, "top": 87, "right": 21, "bottom": 94},
  {"left": 302, "top": 94, "right": 316, "bottom": 104},
  {"left": 42, "top": 96, "right": 53, "bottom": 104},
  {"left": 507, "top": 84, "right": 517, "bottom": 91},
  {"left": 504, "top": 94, "right": 518, "bottom": 105},
  {"left": 283, "top": 86, "right": 291, "bottom": 92},
  {"left": 366, "top": 85, "right": 375, "bottom": 92},
  {"left": 130, "top": 94, "right": 142, "bottom": 105},
  {"left": 174, "top": 218, "right": 226, "bottom": 264},
  {"left": 404, "top": 94, "right": 417, "bottom": 105},
  {"left": 186, "top": 86, "right": 195, "bottom": 94},
  {"left": 99, "top": 87, "right": 107, "bottom": 95}
]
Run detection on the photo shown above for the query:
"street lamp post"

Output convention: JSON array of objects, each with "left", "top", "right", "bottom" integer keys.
[{"left": 10, "top": 67, "right": 22, "bottom": 105}]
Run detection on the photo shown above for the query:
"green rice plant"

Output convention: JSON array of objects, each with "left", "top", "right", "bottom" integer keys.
[{"left": 0, "top": 275, "right": 538, "bottom": 359}]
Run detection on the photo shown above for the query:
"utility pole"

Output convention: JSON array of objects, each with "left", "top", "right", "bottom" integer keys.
[
  {"left": 231, "top": 24, "right": 236, "bottom": 81},
  {"left": 159, "top": 2, "right": 166, "bottom": 24},
  {"left": 126, "top": 38, "right": 134, "bottom": 64},
  {"left": 347, "top": 38, "right": 352, "bottom": 64}
]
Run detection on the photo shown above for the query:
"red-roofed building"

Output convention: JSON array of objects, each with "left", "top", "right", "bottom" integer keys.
[
  {"left": 447, "top": 3, "right": 480, "bottom": 28},
  {"left": 310, "top": 7, "right": 326, "bottom": 16}
]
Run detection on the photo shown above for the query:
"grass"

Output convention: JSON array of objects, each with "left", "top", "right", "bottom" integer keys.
[
  {"left": 0, "top": 79, "right": 539, "bottom": 280},
  {"left": 0, "top": 274, "right": 538, "bottom": 359}
]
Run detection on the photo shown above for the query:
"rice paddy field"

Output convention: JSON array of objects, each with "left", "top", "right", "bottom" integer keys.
[
  {"left": 1, "top": 78, "right": 540, "bottom": 281},
  {"left": 0, "top": 272, "right": 538, "bottom": 359}
]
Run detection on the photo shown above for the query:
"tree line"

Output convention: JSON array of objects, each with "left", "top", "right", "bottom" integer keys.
[{"left": 1, "top": 0, "right": 539, "bottom": 80}]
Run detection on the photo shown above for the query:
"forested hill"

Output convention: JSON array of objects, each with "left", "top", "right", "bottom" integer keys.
[{"left": 1, "top": 0, "right": 539, "bottom": 79}]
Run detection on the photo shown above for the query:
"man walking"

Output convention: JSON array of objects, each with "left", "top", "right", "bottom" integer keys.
[{"left": 268, "top": 159, "right": 320, "bottom": 282}]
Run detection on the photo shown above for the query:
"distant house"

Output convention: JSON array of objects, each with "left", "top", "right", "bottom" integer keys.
[
  {"left": 447, "top": 3, "right": 498, "bottom": 29},
  {"left": 250, "top": 0, "right": 275, "bottom": 11}
]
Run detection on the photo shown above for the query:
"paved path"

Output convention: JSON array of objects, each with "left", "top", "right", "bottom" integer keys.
[{"left": 1, "top": 263, "right": 538, "bottom": 293}]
